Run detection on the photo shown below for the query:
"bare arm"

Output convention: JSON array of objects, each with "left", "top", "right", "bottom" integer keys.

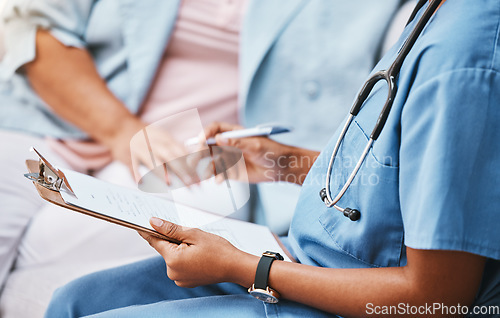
[
  {"left": 24, "top": 30, "right": 198, "bottom": 183},
  {"left": 233, "top": 247, "right": 485, "bottom": 317},
  {"left": 24, "top": 30, "right": 143, "bottom": 166},
  {"left": 142, "top": 220, "right": 485, "bottom": 318}
]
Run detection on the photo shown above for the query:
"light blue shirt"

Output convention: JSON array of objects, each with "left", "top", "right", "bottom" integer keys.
[
  {"left": 289, "top": 0, "right": 500, "bottom": 307},
  {"left": 0, "top": 0, "right": 399, "bottom": 140}
]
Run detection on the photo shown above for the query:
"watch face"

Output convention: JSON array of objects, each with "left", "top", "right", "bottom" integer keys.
[{"left": 249, "top": 290, "right": 279, "bottom": 304}]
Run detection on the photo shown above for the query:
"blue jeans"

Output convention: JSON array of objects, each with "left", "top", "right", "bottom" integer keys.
[{"left": 45, "top": 256, "right": 336, "bottom": 317}]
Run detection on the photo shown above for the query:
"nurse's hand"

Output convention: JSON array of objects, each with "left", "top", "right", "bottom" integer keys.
[
  {"left": 203, "top": 122, "right": 319, "bottom": 185},
  {"left": 139, "top": 217, "right": 258, "bottom": 288}
]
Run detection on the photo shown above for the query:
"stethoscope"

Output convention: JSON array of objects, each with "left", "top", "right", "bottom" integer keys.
[{"left": 320, "top": 0, "right": 444, "bottom": 221}]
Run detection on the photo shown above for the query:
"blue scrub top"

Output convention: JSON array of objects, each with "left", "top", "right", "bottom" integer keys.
[{"left": 288, "top": 0, "right": 500, "bottom": 307}]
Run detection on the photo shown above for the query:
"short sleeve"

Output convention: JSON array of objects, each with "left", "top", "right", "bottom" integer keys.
[
  {"left": 0, "top": 0, "right": 94, "bottom": 80},
  {"left": 400, "top": 68, "right": 500, "bottom": 260}
]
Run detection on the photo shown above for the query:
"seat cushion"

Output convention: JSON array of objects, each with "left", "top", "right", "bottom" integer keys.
[{"left": 0, "top": 200, "right": 157, "bottom": 318}]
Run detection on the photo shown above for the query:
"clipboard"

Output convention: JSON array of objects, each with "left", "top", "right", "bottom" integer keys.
[
  {"left": 24, "top": 151, "right": 178, "bottom": 243},
  {"left": 24, "top": 149, "right": 296, "bottom": 261}
]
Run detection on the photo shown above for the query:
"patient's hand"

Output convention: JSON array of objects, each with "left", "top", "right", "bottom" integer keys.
[
  {"left": 204, "top": 122, "right": 319, "bottom": 185},
  {"left": 109, "top": 119, "right": 200, "bottom": 186},
  {"left": 139, "top": 217, "right": 256, "bottom": 288}
]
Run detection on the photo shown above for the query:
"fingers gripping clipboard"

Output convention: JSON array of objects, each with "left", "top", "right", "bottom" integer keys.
[{"left": 24, "top": 149, "right": 295, "bottom": 262}]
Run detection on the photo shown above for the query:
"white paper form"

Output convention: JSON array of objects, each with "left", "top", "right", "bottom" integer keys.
[{"left": 59, "top": 169, "right": 291, "bottom": 262}]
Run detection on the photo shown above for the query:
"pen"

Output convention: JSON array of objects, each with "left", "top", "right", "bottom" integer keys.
[{"left": 184, "top": 125, "right": 293, "bottom": 146}]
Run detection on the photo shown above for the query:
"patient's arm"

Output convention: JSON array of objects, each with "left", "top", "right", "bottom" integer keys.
[
  {"left": 24, "top": 30, "right": 195, "bottom": 183},
  {"left": 25, "top": 30, "right": 143, "bottom": 168},
  {"left": 204, "top": 122, "right": 319, "bottom": 185}
]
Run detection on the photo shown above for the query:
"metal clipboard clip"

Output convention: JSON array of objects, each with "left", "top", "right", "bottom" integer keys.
[{"left": 24, "top": 147, "right": 75, "bottom": 195}]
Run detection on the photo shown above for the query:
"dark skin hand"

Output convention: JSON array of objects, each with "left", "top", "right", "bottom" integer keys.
[
  {"left": 143, "top": 122, "right": 485, "bottom": 318},
  {"left": 203, "top": 122, "right": 319, "bottom": 185},
  {"left": 141, "top": 218, "right": 485, "bottom": 318}
]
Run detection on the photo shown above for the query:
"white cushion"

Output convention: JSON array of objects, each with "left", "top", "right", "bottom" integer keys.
[{"left": 0, "top": 203, "right": 158, "bottom": 317}]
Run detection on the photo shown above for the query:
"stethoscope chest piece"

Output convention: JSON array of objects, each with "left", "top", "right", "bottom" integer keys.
[{"left": 320, "top": 188, "right": 361, "bottom": 222}]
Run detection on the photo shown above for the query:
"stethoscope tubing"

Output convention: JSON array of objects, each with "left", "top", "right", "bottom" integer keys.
[{"left": 321, "top": 0, "right": 444, "bottom": 220}]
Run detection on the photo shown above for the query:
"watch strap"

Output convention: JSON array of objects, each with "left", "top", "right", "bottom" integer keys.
[{"left": 254, "top": 251, "right": 283, "bottom": 290}]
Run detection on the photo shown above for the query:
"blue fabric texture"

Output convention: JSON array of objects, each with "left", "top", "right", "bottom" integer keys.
[
  {"left": 241, "top": 0, "right": 400, "bottom": 234},
  {"left": 44, "top": 257, "right": 336, "bottom": 318},
  {"left": 290, "top": 0, "right": 500, "bottom": 307}
]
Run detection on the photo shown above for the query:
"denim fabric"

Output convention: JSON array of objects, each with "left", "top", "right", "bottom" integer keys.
[{"left": 45, "top": 257, "right": 336, "bottom": 318}]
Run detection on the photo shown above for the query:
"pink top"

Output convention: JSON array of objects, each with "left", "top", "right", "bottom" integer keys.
[{"left": 48, "top": 0, "right": 247, "bottom": 172}]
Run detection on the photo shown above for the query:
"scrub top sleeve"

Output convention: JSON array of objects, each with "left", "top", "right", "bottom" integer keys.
[
  {"left": 0, "top": 0, "right": 94, "bottom": 80},
  {"left": 399, "top": 68, "right": 500, "bottom": 260}
]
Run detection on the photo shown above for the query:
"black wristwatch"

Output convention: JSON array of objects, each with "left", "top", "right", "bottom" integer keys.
[{"left": 248, "top": 251, "right": 284, "bottom": 303}]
